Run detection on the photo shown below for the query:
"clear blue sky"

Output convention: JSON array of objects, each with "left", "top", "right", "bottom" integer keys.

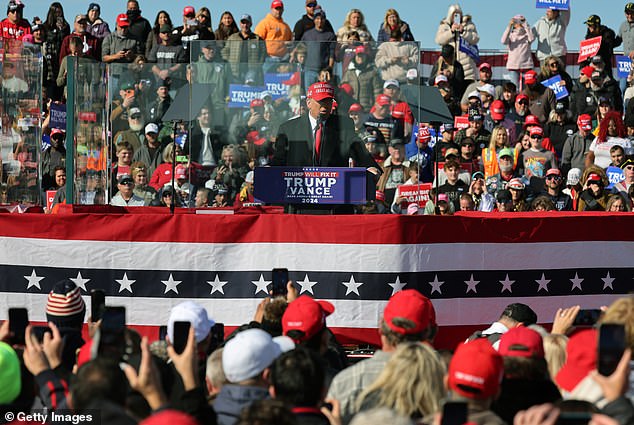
[{"left": 23, "top": 0, "right": 628, "bottom": 51}]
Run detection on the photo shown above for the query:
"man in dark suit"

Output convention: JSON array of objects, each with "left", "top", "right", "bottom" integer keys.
[
  {"left": 272, "top": 81, "right": 380, "bottom": 213},
  {"left": 273, "top": 82, "right": 380, "bottom": 171},
  {"left": 185, "top": 106, "right": 227, "bottom": 167}
]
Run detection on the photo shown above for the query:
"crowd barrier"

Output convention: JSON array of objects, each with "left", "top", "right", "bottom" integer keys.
[
  {"left": 5, "top": 34, "right": 612, "bottom": 209},
  {"left": 0, "top": 210, "right": 629, "bottom": 349}
]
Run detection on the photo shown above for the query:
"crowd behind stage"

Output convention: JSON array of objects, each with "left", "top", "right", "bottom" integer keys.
[
  {"left": 0, "top": 279, "right": 633, "bottom": 425},
  {"left": 3, "top": 1, "right": 634, "bottom": 213}
]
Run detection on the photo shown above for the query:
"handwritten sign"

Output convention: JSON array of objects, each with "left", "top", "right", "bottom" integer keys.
[
  {"left": 578, "top": 36, "right": 602, "bottom": 63},
  {"left": 541, "top": 75, "right": 569, "bottom": 100},
  {"left": 616, "top": 55, "right": 632, "bottom": 79},
  {"left": 536, "top": 0, "right": 569, "bottom": 10}
]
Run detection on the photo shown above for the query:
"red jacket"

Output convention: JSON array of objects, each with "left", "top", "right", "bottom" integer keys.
[{"left": 59, "top": 32, "right": 101, "bottom": 64}]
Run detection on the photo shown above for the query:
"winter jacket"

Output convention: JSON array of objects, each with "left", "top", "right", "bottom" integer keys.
[
  {"left": 501, "top": 23, "right": 535, "bottom": 70},
  {"left": 435, "top": 5, "right": 480, "bottom": 81},
  {"left": 532, "top": 9, "right": 571, "bottom": 61}
]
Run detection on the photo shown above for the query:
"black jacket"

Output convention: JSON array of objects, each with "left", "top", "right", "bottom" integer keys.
[{"left": 273, "top": 113, "right": 379, "bottom": 169}]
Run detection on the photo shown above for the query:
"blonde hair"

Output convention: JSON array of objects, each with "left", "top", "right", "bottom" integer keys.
[
  {"left": 489, "top": 126, "right": 509, "bottom": 151},
  {"left": 343, "top": 9, "right": 369, "bottom": 31},
  {"left": 356, "top": 342, "right": 446, "bottom": 418},
  {"left": 383, "top": 8, "right": 401, "bottom": 28},
  {"left": 601, "top": 297, "right": 634, "bottom": 350},
  {"left": 543, "top": 334, "right": 568, "bottom": 381}
]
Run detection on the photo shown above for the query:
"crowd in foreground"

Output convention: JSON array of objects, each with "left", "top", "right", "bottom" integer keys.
[
  {"left": 0, "top": 279, "right": 632, "bottom": 425},
  {"left": 4, "top": 1, "right": 634, "bottom": 212}
]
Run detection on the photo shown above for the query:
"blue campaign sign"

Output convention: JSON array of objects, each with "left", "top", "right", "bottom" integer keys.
[
  {"left": 459, "top": 37, "right": 479, "bottom": 62},
  {"left": 228, "top": 84, "right": 266, "bottom": 108},
  {"left": 264, "top": 73, "right": 293, "bottom": 100},
  {"left": 536, "top": 0, "right": 569, "bottom": 10},
  {"left": 254, "top": 167, "right": 368, "bottom": 205},
  {"left": 616, "top": 55, "right": 632, "bottom": 79},
  {"left": 49, "top": 103, "right": 66, "bottom": 130},
  {"left": 541, "top": 75, "right": 569, "bottom": 100},
  {"left": 606, "top": 166, "right": 625, "bottom": 189}
]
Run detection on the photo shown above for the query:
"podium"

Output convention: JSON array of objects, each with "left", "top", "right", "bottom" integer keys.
[{"left": 254, "top": 167, "right": 371, "bottom": 214}]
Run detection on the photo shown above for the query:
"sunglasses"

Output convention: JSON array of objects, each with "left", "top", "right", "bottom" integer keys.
[
  {"left": 625, "top": 165, "right": 634, "bottom": 170},
  {"left": 517, "top": 101, "right": 529, "bottom": 106},
  {"left": 530, "top": 135, "right": 543, "bottom": 140},
  {"left": 546, "top": 175, "right": 561, "bottom": 180},
  {"left": 548, "top": 62, "right": 558, "bottom": 67},
  {"left": 462, "top": 144, "right": 474, "bottom": 148},
  {"left": 306, "top": 2, "right": 317, "bottom": 7},
  {"left": 120, "top": 181, "right": 134, "bottom": 186},
  {"left": 130, "top": 114, "right": 142, "bottom": 119}
]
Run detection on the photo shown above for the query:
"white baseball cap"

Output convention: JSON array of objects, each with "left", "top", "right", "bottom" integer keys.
[
  {"left": 222, "top": 328, "right": 285, "bottom": 383},
  {"left": 167, "top": 301, "right": 215, "bottom": 344}
]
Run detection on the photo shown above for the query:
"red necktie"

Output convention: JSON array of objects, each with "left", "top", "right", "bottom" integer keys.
[{"left": 315, "top": 123, "right": 322, "bottom": 161}]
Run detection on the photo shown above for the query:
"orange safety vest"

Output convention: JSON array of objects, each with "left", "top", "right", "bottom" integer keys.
[{"left": 482, "top": 147, "right": 521, "bottom": 178}]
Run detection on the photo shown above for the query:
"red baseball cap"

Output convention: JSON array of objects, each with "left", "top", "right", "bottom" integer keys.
[
  {"left": 490, "top": 100, "right": 505, "bottom": 121},
  {"left": 376, "top": 94, "right": 391, "bottom": 106},
  {"left": 523, "top": 115, "right": 540, "bottom": 128},
  {"left": 175, "top": 164, "right": 187, "bottom": 179},
  {"left": 282, "top": 295, "right": 334, "bottom": 343},
  {"left": 448, "top": 339, "right": 504, "bottom": 399},
  {"left": 498, "top": 327, "right": 544, "bottom": 358},
  {"left": 586, "top": 173, "right": 602, "bottom": 183},
  {"left": 546, "top": 168, "right": 562, "bottom": 177},
  {"left": 183, "top": 6, "right": 195, "bottom": 16},
  {"left": 50, "top": 128, "right": 65, "bottom": 136},
  {"left": 418, "top": 126, "right": 431, "bottom": 144},
  {"left": 524, "top": 70, "right": 537, "bottom": 85},
  {"left": 339, "top": 83, "right": 354, "bottom": 96},
  {"left": 116, "top": 13, "right": 130, "bottom": 27},
  {"left": 555, "top": 329, "right": 597, "bottom": 392},
  {"left": 479, "top": 62, "right": 492, "bottom": 71},
  {"left": 250, "top": 98, "right": 265, "bottom": 108},
  {"left": 307, "top": 82, "right": 335, "bottom": 101},
  {"left": 383, "top": 289, "right": 434, "bottom": 335},
  {"left": 354, "top": 45, "right": 369, "bottom": 55},
  {"left": 581, "top": 66, "right": 594, "bottom": 80},
  {"left": 246, "top": 130, "right": 266, "bottom": 146},
  {"left": 271, "top": 0, "right": 284, "bottom": 8},
  {"left": 577, "top": 114, "right": 592, "bottom": 131},
  {"left": 529, "top": 126, "right": 543, "bottom": 137},
  {"left": 516, "top": 93, "right": 529, "bottom": 103},
  {"left": 282, "top": 72, "right": 301, "bottom": 86},
  {"left": 348, "top": 103, "right": 363, "bottom": 113}
]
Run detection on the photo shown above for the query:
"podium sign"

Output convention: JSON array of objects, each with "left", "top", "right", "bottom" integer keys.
[{"left": 254, "top": 167, "right": 368, "bottom": 205}]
